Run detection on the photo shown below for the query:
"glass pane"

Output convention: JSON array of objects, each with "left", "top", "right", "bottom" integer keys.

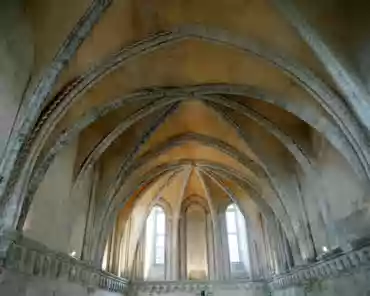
[
  {"left": 228, "top": 234, "right": 240, "bottom": 262},
  {"left": 226, "top": 211, "right": 237, "bottom": 233},
  {"left": 156, "top": 212, "right": 165, "bottom": 234},
  {"left": 155, "top": 246, "right": 165, "bottom": 264},
  {"left": 156, "top": 235, "right": 165, "bottom": 247}
]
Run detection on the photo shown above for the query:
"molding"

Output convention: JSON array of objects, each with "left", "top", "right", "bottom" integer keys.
[{"left": 0, "top": 232, "right": 129, "bottom": 294}]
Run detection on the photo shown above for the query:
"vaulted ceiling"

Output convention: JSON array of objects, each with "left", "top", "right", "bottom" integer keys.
[{"left": 6, "top": 0, "right": 370, "bottom": 265}]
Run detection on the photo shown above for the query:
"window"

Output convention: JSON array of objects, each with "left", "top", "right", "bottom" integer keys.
[
  {"left": 153, "top": 207, "right": 165, "bottom": 264},
  {"left": 226, "top": 204, "right": 241, "bottom": 262},
  {"left": 144, "top": 205, "right": 166, "bottom": 280},
  {"left": 225, "top": 203, "right": 250, "bottom": 277}
]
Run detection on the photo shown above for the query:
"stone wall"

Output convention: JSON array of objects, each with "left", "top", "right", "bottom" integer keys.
[{"left": 23, "top": 140, "right": 89, "bottom": 255}]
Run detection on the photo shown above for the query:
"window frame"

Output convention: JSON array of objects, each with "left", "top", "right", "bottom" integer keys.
[
  {"left": 226, "top": 204, "right": 243, "bottom": 264},
  {"left": 152, "top": 206, "right": 166, "bottom": 265}
]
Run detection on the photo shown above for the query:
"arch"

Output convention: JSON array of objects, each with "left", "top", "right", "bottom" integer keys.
[
  {"left": 180, "top": 195, "right": 211, "bottom": 280},
  {"left": 17, "top": 90, "right": 345, "bottom": 237},
  {"left": 0, "top": 0, "right": 113, "bottom": 208},
  {"left": 97, "top": 136, "right": 294, "bottom": 251},
  {"left": 181, "top": 194, "right": 211, "bottom": 215},
  {"left": 123, "top": 171, "right": 180, "bottom": 280},
  {"left": 92, "top": 159, "right": 300, "bottom": 267},
  {"left": 3, "top": 24, "right": 369, "bottom": 232},
  {"left": 143, "top": 205, "right": 166, "bottom": 279}
]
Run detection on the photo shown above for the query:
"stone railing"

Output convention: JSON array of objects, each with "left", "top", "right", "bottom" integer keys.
[
  {"left": 3, "top": 232, "right": 370, "bottom": 294},
  {"left": 270, "top": 243, "right": 370, "bottom": 290},
  {"left": 130, "top": 279, "right": 267, "bottom": 295},
  {"left": 0, "top": 233, "right": 129, "bottom": 294}
]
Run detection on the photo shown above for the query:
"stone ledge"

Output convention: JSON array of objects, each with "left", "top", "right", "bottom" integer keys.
[
  {"left": 130, "top": 279, "right": 267, "bottom": 294},
  {"left": 270, "top": 241, "right": 370, "bottom": 290},
  {"left": 2, "top": 231, "right": 370, "bottom": 294},
  {"left": 0, "top": 232, "right": 129, "bottom": 294}
]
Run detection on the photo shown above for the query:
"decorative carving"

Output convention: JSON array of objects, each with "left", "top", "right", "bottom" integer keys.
[
  {"left": 0, "top": 233, "right": 129, "bottom": 294},
  {"left": 2, "top": 232, "right": 370, "bottom": 294},
  {"left": 270, "top": 244, "right": 370, "bottom": 290},
  {"left": 129, "top": 279, "right": 266, "bottom": 295}
]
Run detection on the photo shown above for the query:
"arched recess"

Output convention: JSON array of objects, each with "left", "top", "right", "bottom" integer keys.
[
  {"left": 200, "top": 167, "right": 294, "bottom": 277},
  {"left": 130, "top": 198, "right": 173, "bottom": 281},
  {"left": 179, "top": 194, "right": 212, "bottom": 280},
  {"left": 202, "top": 172, "right": 255, "bottom": 279}
]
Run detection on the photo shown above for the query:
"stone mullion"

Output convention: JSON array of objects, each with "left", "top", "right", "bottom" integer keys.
[
  {"left": 165, "top": 216, "right": 172, "bottom": 280},
  {"left": 81, "top": 164, "right": 100, "bottom": 263},
  {"left": 248, "top": 217, "right": 260, "bottom": 279},
  {"left": 179, "top": 215, "right": 187, "bottom": 279},
  {"left": 110, "top": 219, "right": 121, "bottom": 275},
  {"left": 218, "top": 212, "right": 230, "bottom": 280},
  {"left": 276, "top": 221, "right": 289, "bottom": 273},
  {"left": 206, "top": 213, "right": 216, "bottom": 280},
  {"left": 170, "top": 214, "right": 179, "bottom": 280},
  {"left": 264, "top": 219, "right": 275, "bottom": 275}
]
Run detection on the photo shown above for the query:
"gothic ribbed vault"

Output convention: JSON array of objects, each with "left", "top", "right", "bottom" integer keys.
[{"left": 2, "top": 0, "right": 370, "bottom": 295}]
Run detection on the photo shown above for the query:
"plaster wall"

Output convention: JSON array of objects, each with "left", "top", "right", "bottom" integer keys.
[
  {"left": 185, "top": 204, "right": 208, "bottom": 280},
  {"left": 300, "top": 132, "right": 366, "bottom": 252},
  {"left": 24, "top": 0, "right": 89, "bottom": 78},
  {"left": 23, "top": 140, "right": 88, "bottom": 254},
  {"left": 293, "top": 0, "right": 370, "bottom": 93}
]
